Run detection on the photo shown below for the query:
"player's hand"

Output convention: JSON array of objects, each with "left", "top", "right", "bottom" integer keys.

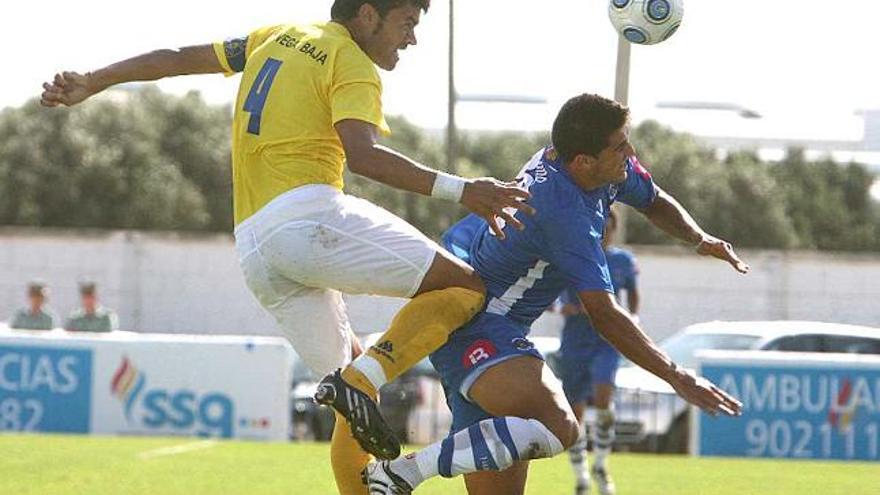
[
  {"left": 460, "top": 178, "right": 535, "bottom": 240},
  {"left": 669, "top": 366, "right": 742, "bottom": 417},
  {"left": 40, "top": 72, "right": 96, "bottom": 107},
  {"left": 696, "top": 235, "right": 750, "bottom": 274}
]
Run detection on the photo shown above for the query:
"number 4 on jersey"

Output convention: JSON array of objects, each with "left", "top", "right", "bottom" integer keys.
[{"left": 244, "top": 58, "right": 283, "bottom": 135}]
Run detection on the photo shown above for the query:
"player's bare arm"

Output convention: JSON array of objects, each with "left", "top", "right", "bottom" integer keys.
[
  {"left": 335, "top": 118, "right": 536, "bottom": 239},
  {"left": 627, "top": 286, "right": 640, "bottom": 315},
  {"left": 578, "top": 290, "right": 743, "bottom": 416},
  {"left": 640, "top": 186, "right": 750, "bottom": 274},
  {"left": 40, "top": 45, "right": 224, "bottom": 108}
]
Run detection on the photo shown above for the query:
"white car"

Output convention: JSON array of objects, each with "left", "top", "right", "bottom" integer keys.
[{"left": 613, "top": 320, "right": 880, "bottom": 452}]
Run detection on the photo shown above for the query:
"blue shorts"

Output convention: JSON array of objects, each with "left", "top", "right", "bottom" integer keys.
[
  {"left": 429, "top": 312, "right": 544, "bottom": 432},
  {"left": 559, "top": 338, "right": 620, "bottom": 405}
]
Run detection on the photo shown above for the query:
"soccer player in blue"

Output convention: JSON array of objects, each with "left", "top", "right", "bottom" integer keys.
[
  {"left": 362, "top": 93, "right": 748, "bottom": 494},
  {"left": 558, "top": 209, "right": 637, "bottom": 495}
]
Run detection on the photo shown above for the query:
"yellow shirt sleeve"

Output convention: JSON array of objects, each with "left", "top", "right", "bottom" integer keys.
[
  {"left": 213, "top": 25, "right": 285, "bottom": 75},
  {"left": 330, "top": 45, "right": 390, "bottom": 135}
]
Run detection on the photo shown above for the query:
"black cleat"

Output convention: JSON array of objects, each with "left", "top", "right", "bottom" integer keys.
[{"left": 314, "top": 369, "right": 401, "bottom": 460}]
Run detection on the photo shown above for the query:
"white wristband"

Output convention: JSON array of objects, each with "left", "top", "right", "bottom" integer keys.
[{"left": 431, "top": 172, "right": 467, "bottom": 202}]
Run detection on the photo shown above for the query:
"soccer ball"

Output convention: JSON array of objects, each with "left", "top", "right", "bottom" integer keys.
[{"left": 608, "top": 0, "right": 684, "bottom": 45}]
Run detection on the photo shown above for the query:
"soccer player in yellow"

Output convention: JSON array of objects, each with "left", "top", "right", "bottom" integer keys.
[{"left": 40, "top": 1, "right": 535, "bottom": 493}]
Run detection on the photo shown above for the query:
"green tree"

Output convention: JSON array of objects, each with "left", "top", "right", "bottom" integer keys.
[
  {"left": 628, "top": 121, "right": 799, "bottom": 249},
  {"left": 344, "top": 115, "right": 454, "bottom": 239},
  {"left": 1, "top": 89, "right": 877, "bottom": 252},
  {"left": 0, "top": 88, "right": 225, "bottom": 230},
  {"left": 146, "top": 89, "right": 234, "bottom": 231},
  {"left": 772, "top": 150, "right": 879, "bottom": 251}
]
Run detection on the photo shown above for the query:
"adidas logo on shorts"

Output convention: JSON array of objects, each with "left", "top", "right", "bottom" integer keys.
[{"left": 371, "top": 341, "right": 395, "bottom": 363}]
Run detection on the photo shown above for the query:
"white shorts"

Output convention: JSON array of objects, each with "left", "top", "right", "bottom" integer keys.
[{"left": 234, "top": 185, "right": 441, "bottom": 375}]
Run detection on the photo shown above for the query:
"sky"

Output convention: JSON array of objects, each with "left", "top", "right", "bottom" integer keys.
[{"left": 3, "top": 0, "right": 880, "bottom": 145}]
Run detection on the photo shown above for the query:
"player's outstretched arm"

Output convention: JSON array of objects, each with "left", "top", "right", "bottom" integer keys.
[
  {"left": 41, "top": 45, "right": 225, "bottom": 108},
  {"left": 578, "top": 290, "right": 743, "bottom": 417},
  {"left": 336, "top": 119, "right": 535, "bottom": 238},
  {"left": 640, "top": 186, "right": 750, "bottom": 274}
]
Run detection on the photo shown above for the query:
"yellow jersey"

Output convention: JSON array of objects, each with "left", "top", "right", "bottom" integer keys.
[{"left": 213, "top": 22, "right": 390, "bottom": 225}]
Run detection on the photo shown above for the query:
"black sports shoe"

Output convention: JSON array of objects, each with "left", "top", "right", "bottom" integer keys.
[
  {"left": 313, "top": 369, "right": 401, "bottom": 460},
  {"left": 361, "top": 461, "right": 413, "bottom": 495}
]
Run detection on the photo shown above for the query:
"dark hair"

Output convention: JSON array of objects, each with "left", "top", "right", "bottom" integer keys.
[
  {"left": 28, "top": 281, "right": 48, "bottom": 297},
  {"left": 331, "top": 0, "right": 430, "bottom": 20},
  {"left": 551, "top": 93, "right": 629, "bottom": 164},
  {"left": 79, "top": 281, "right": 97, "bottom": 295}
]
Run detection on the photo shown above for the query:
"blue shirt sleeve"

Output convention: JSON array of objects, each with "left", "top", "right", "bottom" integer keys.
[
  {"left": 615, "top": 156, "right": 657, "bottom": 209},
  {"left": 540, "top": 202, "right": 614, "bottom": 294},
  {"left": 441, "top": 214, "right": 485, "bottom": 262}
]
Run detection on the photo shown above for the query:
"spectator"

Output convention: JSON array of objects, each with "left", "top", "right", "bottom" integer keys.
[
  {"left": 65, "top": 282, "right": 118, "bottom": 332},
  {"left": 9, "top": 281, "right": 58, "bottom": 330}
]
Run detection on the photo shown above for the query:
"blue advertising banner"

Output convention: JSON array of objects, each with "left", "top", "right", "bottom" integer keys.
[
  {"left": 698, "top": 354, "right": 880, "bottom": 461},
  {"left": 0, "top": 345, "right": 93, "bottom": 433}
]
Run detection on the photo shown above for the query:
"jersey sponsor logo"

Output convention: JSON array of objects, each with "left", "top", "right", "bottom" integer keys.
[{"left": 462, "top": 340, "right": 498, "bottom": 369}]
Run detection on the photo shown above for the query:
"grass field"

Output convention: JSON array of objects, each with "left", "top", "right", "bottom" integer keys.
[{"left": 1, "top": 434, "right": 877, "bottom": 495}]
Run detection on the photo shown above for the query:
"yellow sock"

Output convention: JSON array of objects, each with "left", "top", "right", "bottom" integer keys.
[
  {"left": 331, "top": 413, "right": 371, "bottom": 495},
  {"left": 341, "top": 365, "right": 378, "bottom": 399},
  {"left": 343, "top": 287, "right": 484, "bottom": 393}
]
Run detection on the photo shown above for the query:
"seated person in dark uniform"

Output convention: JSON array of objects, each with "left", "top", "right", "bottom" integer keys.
[
  {"left": 65, "top": 282, "right": 119, "bottom": 333},
  {"left": 9, "top": 281, "right": 57, "bottom": 330}
]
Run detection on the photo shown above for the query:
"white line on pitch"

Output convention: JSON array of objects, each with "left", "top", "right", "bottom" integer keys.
[{"left": 137, "top": 440, "right": 218, "bottom": 460}]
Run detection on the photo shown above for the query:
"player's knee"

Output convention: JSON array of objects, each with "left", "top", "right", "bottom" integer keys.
[
  {"left": 561, "top": 415, "right": 581, "bottom": 450},
  {"left": 542, "top": 411, "right": 580, "bottom": 450}
]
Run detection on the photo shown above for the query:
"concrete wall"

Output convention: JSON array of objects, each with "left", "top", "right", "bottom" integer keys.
[
  {"left": 631, "top": 247, "right": 880, "bottom": 340},
  {"left": 1, "top": 228, "right": 878, "bottom": 342}
]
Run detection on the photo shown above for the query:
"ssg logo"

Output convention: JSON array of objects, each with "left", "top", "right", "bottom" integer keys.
[{"left": 111, "top": 356, "right": 235, "bottom": 438}]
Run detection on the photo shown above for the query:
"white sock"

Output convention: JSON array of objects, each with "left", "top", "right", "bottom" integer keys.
[
  {"left": 592, "top": 408, "right": 615, "bottom": 470},
  {"left": 389, "top": 416, "right": 564, "bottom": 488},
  {"left": 349, "top": 354, "right": 387, "bottom": 390},
  {"left": 568, "top": 418, "right": 589, "bottom": 486}
]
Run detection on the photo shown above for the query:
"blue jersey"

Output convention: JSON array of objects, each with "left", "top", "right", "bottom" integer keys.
[
  {"left": 559, "top": 247, "right": 638, "bottom": 358},
  {"left": 606, "top": 247, "right": 638, "bottom": 294},
  {"left": 560, "top": 246, "right": 638, "bottom": 307},
  {"left": 442, "top": 146, "right": 655, "bottom": 329}
]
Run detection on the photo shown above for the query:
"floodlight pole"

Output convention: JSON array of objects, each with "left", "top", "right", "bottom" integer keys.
[
  {"left": 613, "top": 36, "right": 632, "bottom": 243},
  {"left": 446, "top": 0, "right": 458, "bottom": 174},
  {"left": 614, "top": 36, "right": 631, "bottom": 106}
]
